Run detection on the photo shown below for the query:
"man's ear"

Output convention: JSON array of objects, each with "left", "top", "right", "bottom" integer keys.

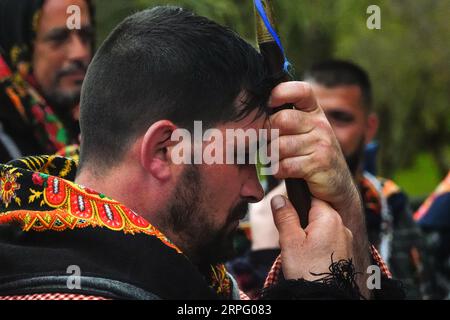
[
  {"left": 140, "top": 120, "right": 178, "bottom": 181},
  {"left": 365, "top": 112, "right": 379, "bottom": 144}
]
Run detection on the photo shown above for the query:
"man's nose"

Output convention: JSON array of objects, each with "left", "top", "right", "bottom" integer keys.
[
  {"left": 67, "top": 33, "right": 91, "bottom": 62},
  {"left": 240, "top": 167, "right": 265, "bottom": 203}
]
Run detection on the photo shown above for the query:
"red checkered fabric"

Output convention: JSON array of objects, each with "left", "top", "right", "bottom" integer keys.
[
  {"left": 239, "top": 290, "right": 251, "bottom": 300},
  {"left": 370, "top": 245, "right": 392, "bottom": 278},
  {"left": 0, "top": 293, "right": 108, "bottom": 300},
  {"left": 263, "top": 254, "right": 282, "bottom": 290},
  {"left": 263, "top": 245, "right": 392, "bottom": 290}
]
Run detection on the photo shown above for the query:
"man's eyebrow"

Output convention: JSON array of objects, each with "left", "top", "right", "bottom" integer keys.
[
  {"left": 40, "top": 25, "right": 93, "bottom": 41},
  {"left": 326, "top": 109, "right": 356, "bottom": 121},
  {"left": 327, "top": 108, "right": 354, "bottom": 115},
  {"left": 40, "top": 27, "right": 68, "bottom": 41}
]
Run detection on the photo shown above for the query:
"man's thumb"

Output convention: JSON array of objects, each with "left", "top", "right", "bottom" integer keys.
[{"left": 271, "top": 195, "right": 305, "bottom": 242}]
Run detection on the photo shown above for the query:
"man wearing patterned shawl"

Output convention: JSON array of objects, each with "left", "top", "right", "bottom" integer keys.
[
  {"left": 0, "top": 7, "right": 403, "bottom": 300},
  {"left": 0, "top": 0, "right": 94, "bottom": 162}
]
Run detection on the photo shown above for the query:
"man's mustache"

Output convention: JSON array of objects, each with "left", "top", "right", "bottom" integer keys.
[
  {"left": 228, "top": 201, "right": 249, "bottom": 223},
  {"left": 55, "top": 61, "right": 88, "bottom": 81}
]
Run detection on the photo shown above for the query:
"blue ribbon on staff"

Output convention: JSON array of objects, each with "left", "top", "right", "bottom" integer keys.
[{"left": 254, "top": 0, "right": 291, "bottom": 73}]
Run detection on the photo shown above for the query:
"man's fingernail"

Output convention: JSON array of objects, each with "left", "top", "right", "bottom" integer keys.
[{"left": 272, "top": 195, "right": 286, "bottom": 210}]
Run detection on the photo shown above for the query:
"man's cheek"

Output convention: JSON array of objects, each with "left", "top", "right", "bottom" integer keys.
[
  {"left": 332, "top": 130, "right": 348, "bottom": 152},
  {"left": 335, "top": 125, "right": 359, "bottom": 148},
  {"left": 34, "top": 57, "right": 56, "bottom": 89}
]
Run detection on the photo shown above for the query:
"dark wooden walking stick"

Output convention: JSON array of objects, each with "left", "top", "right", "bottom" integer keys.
[{"left": 254, "top": 0, "right": 311, "bottom": 228}]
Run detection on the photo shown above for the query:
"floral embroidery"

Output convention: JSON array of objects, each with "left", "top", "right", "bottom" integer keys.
[
  {"left": 0, "top": 170, "right": 22, "bottom": 208},
  {"left": 210, "top": 264, "right": 231, "bottom": 296},
  {"left": 0, "top": 163, "right": 180, "bottom": 252},
  {"left": 31, "top": 172, "right": 46, "bottom": 186}
]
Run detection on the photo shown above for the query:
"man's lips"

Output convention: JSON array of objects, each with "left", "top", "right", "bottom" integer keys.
[
  {"left": 229, "top": 203, "right": 249, "bottom": 223},
  {"left": 61, "top": 70, "right": 85, "bottom": 81}
]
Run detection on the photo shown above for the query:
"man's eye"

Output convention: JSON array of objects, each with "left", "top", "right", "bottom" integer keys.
[
  {"left": 78, "top": 27, "right": 94, "bottom": 43},
  {"left": 327, "top": 111, "right": 355, "bottom": 124},
  {"left": 49, "top": 35, "right": 67, "bottom": 44},
  {"left": 43, "top": 27, "right": 93, "bottom": 46},
  {"left": 45, "top": 31, "right": 70, "bottom": 45}
]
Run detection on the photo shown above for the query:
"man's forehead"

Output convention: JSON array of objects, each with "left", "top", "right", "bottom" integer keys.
[
  {"left": 38, "top": 0, "right": 91, "bottom": 33},
  {"left": 215, "top": 111, "right": 268, "bottom": 152},
  {"left": 312, "top": 83, "right": 364, "bottom": 111}
]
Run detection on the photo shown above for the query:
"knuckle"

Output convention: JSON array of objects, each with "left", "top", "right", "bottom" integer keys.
[
  {"left": 275, "top": 110, "right": 304, "bottom": 134},
  {"left": 293, "top": 109, "right": 303, "bottom": 123},
  {"left": 298, "top": 82, "right": 313, "bottom": 97},
  {"left": 279, "top": 159, "right": 293, "bottom": 177},
  {"left": 345, "top": 228, "right": 354, "bottom": 241},
  {"left": 334, "top": 213, "right": 344, "bottom": 226},
  {"left": 327, "top": 211, "right": 343, "bottom": 226},
  {"left": 316, "top": 138, "right": 333, "bottom": 150},
  {"left": 276, "top": 110, "right": 291, "bottom": 127},
  {"left": 279, "top": 136, "right": 296, "bottom": 157},
  {"left": 278, "top": 137, "right": 288, "bottom": 156},
  {"left": 313, "top": 149, "right": 331, "bottom": 169},
  {"left": 276, "top": 209, "right": 296, "bottom": 225},
  {"left": 313, "top": 118, "right": 335, "bottom": 139},
  {"left": 313, "top": 117, "right": 329, "bottom": 131}
]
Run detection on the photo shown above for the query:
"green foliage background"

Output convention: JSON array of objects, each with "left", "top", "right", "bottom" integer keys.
[{"left": 94, "top": 0, "right": 450, "bottom": 197}]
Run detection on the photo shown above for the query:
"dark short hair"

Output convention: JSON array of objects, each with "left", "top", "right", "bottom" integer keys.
[
  {"left": 79, "top": 6, "right": 271, "bottom": 170},
  {"left": 304, "top": 60, "right": 372, "bottom": 111}
]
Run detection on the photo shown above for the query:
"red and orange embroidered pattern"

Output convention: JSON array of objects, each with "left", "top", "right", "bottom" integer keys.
[
  {"left": 359, "top": 176, "right": 382, "bottom": 214},
  {"left": 0, "top": 170, "right": 180, "bottom": 253},
  {"left": 0, "top": 160, "right": 233, "bottom": 298}
]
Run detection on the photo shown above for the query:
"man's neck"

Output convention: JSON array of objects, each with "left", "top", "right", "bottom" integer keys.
[
  {"left": 76, "top": 165, "right": 141, "bottom": 212},
  {"left": 75, "top": 161, "right": 171, "bottom": 231}
]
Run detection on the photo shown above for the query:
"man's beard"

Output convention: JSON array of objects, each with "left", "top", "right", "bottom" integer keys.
[
  {"left": 345, "top": 137, "right": 366, "bottom": 176},
  {"left": 38, "top": 61, "right": 88, "bottom": 138},
  {"left": 41, "top": 60, "right": 88, "bottom": 112},
  {"left": 43, "top": 88, "right": 81, "bottom": 138},
  {"left": 161, "top": 165, "right": 247, "bottom": 266},
  {"left": 44, "top": 88, "right": 80, "bottom": 112}
]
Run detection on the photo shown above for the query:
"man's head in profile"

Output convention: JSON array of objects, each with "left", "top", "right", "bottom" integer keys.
[{"left": 77, "top": 6, "right": 272, "bottom": 266}]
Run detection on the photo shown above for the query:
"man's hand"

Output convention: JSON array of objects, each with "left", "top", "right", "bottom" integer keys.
[
  {"left": 265, "top": 81, "right": 357, "bottom": 212},
  {"left": 265, "top": 81, "right": 371, "bottom": 298},
  {"left": 271, "top": 195, "right": 353, "bottom": 281}
]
